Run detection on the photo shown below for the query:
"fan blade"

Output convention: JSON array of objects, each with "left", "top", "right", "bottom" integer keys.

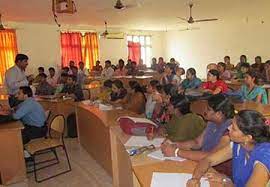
[
  {"left": 177, "top": 17, "right": 188, "bottom": 22},
  {"left": 194, "top": 18, "right": 218, "bottom": 22}
]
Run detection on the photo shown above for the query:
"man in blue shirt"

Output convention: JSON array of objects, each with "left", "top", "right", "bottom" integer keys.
[{"left": 12, "top": 86, "right": 47, "bottom": 144}]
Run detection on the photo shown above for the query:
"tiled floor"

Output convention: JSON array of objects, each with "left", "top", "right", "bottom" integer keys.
[{"left": 7, "top": 139, "right": 112, "bottom": 187}]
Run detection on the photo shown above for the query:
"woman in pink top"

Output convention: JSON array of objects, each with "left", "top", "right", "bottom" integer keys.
[
  {"left": 114, "top": 59, "right": 127, "bottom": 76},
  {"left": 217, "top": 62, "right": 232, "bottom": 81}
]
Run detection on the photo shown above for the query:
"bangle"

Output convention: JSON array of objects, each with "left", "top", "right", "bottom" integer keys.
[{"left": 174, "top": 148, "right": 180, "bottom": 157}]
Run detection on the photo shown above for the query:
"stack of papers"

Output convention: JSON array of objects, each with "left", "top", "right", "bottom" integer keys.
[
  {"left": 98, "top": 103, "right": 113, "bottom": 111},
  {"left": 150, "top": 172, "right": 209, "bottom": 187},
  {"left": 81, "top": 100, "right": 92, "bottom": 105},
  {"left": 148, "top": 150, "right": 186, "bottom": 162},
  {"left": 124, "top": 136, "right": 164, "bottom": 147}
]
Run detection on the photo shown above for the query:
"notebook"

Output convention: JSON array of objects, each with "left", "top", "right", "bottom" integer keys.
[
  {"left": 117, "top": 116, "right": 158, "bottom": 127},
  {"left": 148, "top": 149, "right": 186, "bottom": 162},
  {"left": 124, "top": 136, "right": 164, "bottom": 147},
  {"left": 98, "top": 103, "right": 113, "bottom": 111},
  {"left": 150, "top": 172, "right": 210, "bottom": 187}
]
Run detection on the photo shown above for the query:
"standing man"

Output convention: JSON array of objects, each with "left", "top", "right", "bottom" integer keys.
[{"left": 5, "top": 54, "right": 29, "bottom": 107}]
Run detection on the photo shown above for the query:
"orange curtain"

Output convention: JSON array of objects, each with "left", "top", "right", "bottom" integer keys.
[
  {"left": 60, "top": 32, "right": 82, "bottom": 67},
  {"left": 82, "top": 33, "right": 99, "bottom": 69},
  {"left": 128, "top": 41, "right": 141, "bottom": 64},
  {"left": 0, "top": 29, "right": 18, "bottom": 84}
]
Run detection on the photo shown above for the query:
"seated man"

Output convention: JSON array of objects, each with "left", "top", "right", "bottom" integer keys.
[
  {"left": 60, "top": 75, "right": 84, "bottom": 101},
  {"left": 12, "top": 86, "right": 47, "bottom": 144},
  {"left": 33, "top": 67, "right": 45, "bottom": 84},
  {"left": 35, "top": 73, "right": 55, "bottom": 96}
]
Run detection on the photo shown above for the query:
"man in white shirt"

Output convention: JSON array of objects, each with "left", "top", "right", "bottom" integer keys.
[
  {"left": 77, "top": 61, "right": 89, "bottom": 86},
  {"left": 47, "top": 67, "right": 58, "bottom": 87},
  {"left": 101, "top": 60, "right": 114, "bottom": 79},
  {"left": 5, "top": 54, "right": 29, "bottom": 107}
]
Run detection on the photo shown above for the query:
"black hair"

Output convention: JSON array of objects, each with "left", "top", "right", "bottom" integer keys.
[
  {"left": 236, "top": 110, "right": 270, "bottom": 143},
  {"left": 170, "top": 94, "right": 191, "bottom": 115},
  {"left": 61, "top": 73, "right": 68, "bottom": 77},
  {"left": 218, "top": 62, "right": 226, "bottom": 70},
  {"left": 245, "top": 70, "right": 259, "bottom": 85},
  {"left": 105, "top": 60, "right": 111, "bottom": 65},
  {"left": 208, "top": 69, "right": 220, "bottom": 80},
  {"left": 69, "top": 61, "right": 75, "bottom": 65},
  {"left": 165, "top": 63, "right": 174, "bottom": 71},
  {"left": 39, "top": 73, "right": 47, "bottom": 79},
  {"left": 255, "top": 56, "right": 262, "bottom": 61},
  {"left": 63, "top": 67, "right": 69, "bottom": 71},
  {"left": 187, "top": 68, "right": 197, "bottom": 77},
  {"left": 240, "top": 55, "right": 247, "bottom": 60},
  {"left": 19, "top": 86, "right": 33, "bottom": 97},
  {"left": 131, "top": 61, "right": 136, "bottom": 65},
  {"left": 129, "top": 81, "right": 146, "bottom": 100},
  {"left": 96, "top": 60, "right": 100, "bottom": 64},
  {"left": 15, "top": 54, "right": 28, "bottom": 63},
  {"left": 240, "top": 62, "right": 250, "bottom": 69},
  {"left": 162, "top": 84, "right": 174, "bottom": 96},
  {"left": 224, "top": 56, "right": 230, "bottom": 60},
  {"left": 49, "top": 67, "right": 55, "bottom": 72},
  {"left": 79, "top": 61, "right": 84, "bottom": 65},
  {"left": 113, "top": 80, "right": 124, "bottom": 89},
  {"left": 119, "top": 59, "right": 125, "bottom": 64},
  {"left": 208, "top": 94, "right": 235, "bottom": 119},
  {"left": 265, "top": 60, "right": 270, "bottom": 65},
  {"left": 103, "top": 80, "right": 113, "bottom": 88},
  {"left": 68, "top": 75, "right": 77, "bottom": 82},
  {"left": 150, "top": 80, "right": 160, "bottom": 90},
  {"left": 38, "top": 67, "right": 45, "bottom": 72}
]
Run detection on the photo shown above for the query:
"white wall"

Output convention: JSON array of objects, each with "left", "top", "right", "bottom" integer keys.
[
  {"left": 8, "top": 22, "right": 164, "bottom": 75},
  {"left": 164, "top": 22, "right": 270, "bottom": 78}
]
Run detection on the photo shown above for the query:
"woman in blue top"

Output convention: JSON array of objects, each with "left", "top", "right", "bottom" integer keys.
[
  {"left": 188, "top": 110, "right": 270, "bottom": 187},
  {"left": 180, "top": 68, "right": 202, "bottom": 90},
  {"left": 240, "top": 70, "right": 268, "bottom": 104}
]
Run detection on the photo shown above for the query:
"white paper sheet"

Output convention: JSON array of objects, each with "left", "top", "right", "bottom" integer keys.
[
  {"left": 124, "top": 136, "right": 164, "bottom": 147},
  {"left": 118, "top": 116, "right": 158, "bottom": 127},
  {"left": 148, "top": 150, "right": 186, "bottom": 162},
  {"left": 150, "top": 172, "right": 210, "bottom": 187},
  {"left": 98, "top": 103, "right": 113, "bottom": 111}
]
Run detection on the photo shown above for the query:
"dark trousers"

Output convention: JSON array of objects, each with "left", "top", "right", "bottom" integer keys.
[
  {"left": 22, "top": 125, "right": 48, "bottom": 145},
  {"left": 8, "top": 95, "right": 22, "bottom": 108}
]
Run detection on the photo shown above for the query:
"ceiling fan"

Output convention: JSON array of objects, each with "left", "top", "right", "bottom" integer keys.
[
  {"left": 178, "top": 3, "right": 218, "bottom": 24},
  {"left": 178, "top": 27, "right": 200, "bottom": 32},
  {"left": 114, "top": 0, "right": 138, "bottom": 10},
  {"left": 100, "top": 21, "right": 109, "bottom": 37}
]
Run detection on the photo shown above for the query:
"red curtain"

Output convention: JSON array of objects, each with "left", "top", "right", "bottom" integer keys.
[
  {"left": 128, "top": 41, "right": 141, "bottom": 64},
  {"left": 60, "top": 32, "right": 82, "bottom": 67},
  {"left": 0, "top": 29, "right": 18, "bottom": 84}
]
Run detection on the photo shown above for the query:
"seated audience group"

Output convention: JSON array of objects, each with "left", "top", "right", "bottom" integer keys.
[{"left": 2, "top": 53, "right": 270, "bottom": 186}]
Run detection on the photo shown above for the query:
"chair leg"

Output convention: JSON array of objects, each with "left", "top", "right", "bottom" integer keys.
[
  {"left": 32, "top": 155, "right": 38, "bottom": 183},
  {"left": 63, "top": 145, "right": 72, "bottom": 171},
  {"left": 52, "top": 148, "right": 60, "bottom": 164}
]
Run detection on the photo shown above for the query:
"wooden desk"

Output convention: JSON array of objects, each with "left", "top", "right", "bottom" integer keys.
[
  {"left": 76, "top": 103, "right": 140, "bottom": 176},
  {"left": 0, "top": 121, "right": 26, "bottom": 185},
  {"left": 110, "top": 125, "right": 222, "bottom": 187},
  {"left": 234, "top": 101, "right": 270, "bottom": 117}
]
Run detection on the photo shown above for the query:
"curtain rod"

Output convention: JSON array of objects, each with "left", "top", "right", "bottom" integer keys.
[{"left": 57, "top": 29, "right": 97, "bottom": 33}]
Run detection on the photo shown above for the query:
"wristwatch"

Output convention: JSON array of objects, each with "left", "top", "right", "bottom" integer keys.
[{"left": 174, "top": 148, "right": 180, "bottom": 157}]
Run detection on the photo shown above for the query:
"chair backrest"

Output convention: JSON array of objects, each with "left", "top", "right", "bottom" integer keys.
[
  {"left": 82, "top": 89, "right": 90, "bottom": 100},
  {"left": 49, "top": 115, "right": 65, "bottom": 138},
  {"left": 45, "top": 110, "right": 51, "bottom": 123}
]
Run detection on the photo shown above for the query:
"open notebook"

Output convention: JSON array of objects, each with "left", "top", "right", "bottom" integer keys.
[
  {"left": 151, "top": 172, "right": 209, "bottom": 187},
  {"left": 117, "top": 116, "right": 158, "bottom": 127},
  {"left": 124, "top": 136, "right": 164, "bottom": 147},
  {"left": 148, "top": 149, "right": 186, "bottom": 162}
]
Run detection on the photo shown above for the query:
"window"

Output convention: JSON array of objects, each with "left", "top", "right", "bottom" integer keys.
[
  {"left": 127, "top": 35, "right": 152, "bottom": 67},
  {"left": 0, "top": 30, "right": 18, "bottom": 84}
]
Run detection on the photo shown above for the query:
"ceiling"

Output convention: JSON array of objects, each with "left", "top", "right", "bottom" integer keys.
[{"left": 1, "top": 0, "right": 270, "bottom": 31}]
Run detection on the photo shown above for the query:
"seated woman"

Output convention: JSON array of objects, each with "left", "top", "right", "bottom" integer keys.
[
  {"left": 188, "top": 110, "right": 270, "bottom": 187},
  {"left": 180, "top": 68, "right": 202, "bottom": 90},
  {"left": 202, "top": 69, "right": 228, "bottom": 94},
  {"left": 125, "top": 81, "right": 146, "bottom": 114},
  {"left": 145, "top": 80, "right": 163, "bottom": 119},
  {"left": 217, "top": 62, "right": 232, "bottom": 81},
  {"left": 240, "top": 70, "right": 268, "bottom": 104},
  {"left": 160, "top": 63, "right": 174, "bottom": 85},
  {"left": 147, "top": 94, "right": 206, "bottom": 142},
  {"left": 96, "top": 80, "right": 112, "bottom": 101},
  {"left": 172, "top": 67, "right": 185, "bottom": 86},
  {"left": 109, "top": 80, "right": 127, "bottom": 105},
  {"left": 114, "top": 59, "right": 127, "bottom": 76},
  {"left": 161, "top": 94, "right": 234, "bottom": 162}
]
